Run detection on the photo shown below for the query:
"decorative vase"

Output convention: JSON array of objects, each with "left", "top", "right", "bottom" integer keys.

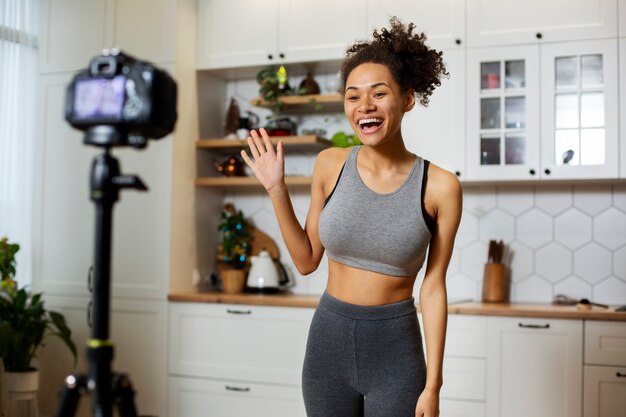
[
  {"left": 221, "top": 269, "right": 246, "bottom": 294},
  {"left": 4, "top": 370, "right": 39, "bottom": 417}
]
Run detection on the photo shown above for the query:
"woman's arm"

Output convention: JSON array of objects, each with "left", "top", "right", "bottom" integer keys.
[
  {"left": 240, "top": 128, "right": 331, "bottom": 275},
  {"left": 415, "top": 167, "right": 462, "bottom": 416}
]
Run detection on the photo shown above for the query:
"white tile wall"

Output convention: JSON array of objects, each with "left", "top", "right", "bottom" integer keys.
[{"left": 219, "top": 77, "right": 626, "bottom": 305}]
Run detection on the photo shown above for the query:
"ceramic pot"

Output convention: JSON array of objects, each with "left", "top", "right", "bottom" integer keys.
[
  {"left": 4, "top": 369, "right": 39, "bottom": 417},
  {"left": 221, "top": 269, "right": 246, "bottom": 294}
]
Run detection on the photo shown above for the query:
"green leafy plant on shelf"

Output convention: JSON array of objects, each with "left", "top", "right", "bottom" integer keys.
[
  {"left": 217, "top": 203, "right": 252, "bottom": 270},
  {"left": 0, "top": 236, "right": 77, "bottom": 372}
]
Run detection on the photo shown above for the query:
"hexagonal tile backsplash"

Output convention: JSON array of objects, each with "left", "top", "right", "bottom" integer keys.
[{"left": 219, "top": 77, "right": 626, "bottom": 305}]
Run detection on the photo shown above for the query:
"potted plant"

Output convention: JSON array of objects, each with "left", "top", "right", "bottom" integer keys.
[
  {"left": 0, "top": 236, "right": 76, "bottom": 413},
  {"left": 217, "top": 203, "right": 252, "bottom": 293}
]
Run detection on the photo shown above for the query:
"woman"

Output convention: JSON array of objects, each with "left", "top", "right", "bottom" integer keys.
[{"left": 241, "top": 17, "right": 462, "bottom": 417}]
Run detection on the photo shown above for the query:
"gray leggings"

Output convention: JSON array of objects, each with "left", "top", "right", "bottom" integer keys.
[{"left": 302, "top": 291, "right": 427, "bottom": 417}]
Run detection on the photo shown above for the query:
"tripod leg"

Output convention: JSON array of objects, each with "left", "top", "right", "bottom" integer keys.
[
  {"left": 54, "top": 374, "right": 87, "bottom": 417},
  {"left": 113, "top": 374, "right": 138, "bottom": 417}
]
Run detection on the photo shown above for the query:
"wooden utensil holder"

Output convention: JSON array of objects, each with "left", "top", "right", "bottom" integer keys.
[{"left": 482, "top": 262, "right": 507, "bottom": 303}]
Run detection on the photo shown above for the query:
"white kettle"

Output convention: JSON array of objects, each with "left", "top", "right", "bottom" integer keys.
[{"left": 246, "top": 250, "right": 294, "bottom": 293}]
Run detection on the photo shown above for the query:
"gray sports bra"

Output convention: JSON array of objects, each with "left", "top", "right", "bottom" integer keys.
[{"left": 318, "top": 146, "right": 432, "bottom": 277}]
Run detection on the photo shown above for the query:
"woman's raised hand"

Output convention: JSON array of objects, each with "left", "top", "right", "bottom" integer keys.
[{"left": 240, "top": 128, "right": 285, "bottom": 193}]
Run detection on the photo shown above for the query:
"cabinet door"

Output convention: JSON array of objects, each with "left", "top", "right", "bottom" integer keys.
[
  {"left": 197, "top": 0, "right": 280, "bottom": 69},
  {"left": 486, "top": 317, "right": 583, "bottom": 417},
  {"left": 367, "top": 0, "right": 465, "bottom": 50},
  {"left": 467, "top": 0, "right": 618, "bottom": 47},
  {"left": 403, "top": 48, "right": 465, "bottom": 176},
  {"left": 585, "top": 321, "right": 626, "bottom": 366},
  {"left": 620, "top": 0, "right": 626, "bottom": 36},
  {"left": 277, "top": 0, "right": 366, "bottom": 63},
  {"left": 583, "top": 365, "right": 626, "bottom": 417},
  {"left": 540, "top": 39, "right": 619, "bottom": 179},
  {"left": 466, "top": 45, "right": 540, "bottom": 180},
  {"left": 39, "top": 0, "right": 107, "bottom": 73},
  {"left": 110, "top": 0, "right": 176, "bottom": 63},
  {"left": 440, "top": 399, "right": 486, "bottom": 417},
  {"left": 168, "top": 376, "right": 307, "bottom": 417},
  {"left": 169, "top": 302, "right": 314, "bottom": 385},
  {"left": 619, "top": 38, "right": 626, "bottom": 178}
]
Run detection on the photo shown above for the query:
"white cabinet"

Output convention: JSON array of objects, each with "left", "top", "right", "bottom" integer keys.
[
  {"left": 197, "top": 0, "right": 366, "bottom": 70},
  {"left": 403, "top": 48, "right": 465, "bottom": 177},
  {"left": 621, "top": 0, "right": 626, "bottom": 36},
  {"left": 583, "top": 321, "right": 626, "bottom": 417},
  {"left": 466, "top": 45, "right": 540, "bottom": 180},
  {"left": 466, "top": 39, "right": 619, "bottom": 181},
  {"left": 540, "top": 39, "right": 619, "bottom": 179},
  {"left": 367, "top": 0, "right": 465, "bottom": 50},
  {"left": 40, "top": 0, "right": 176, "bottom": 73},
  {"left": 486, "top": 317, "right": 583, "bottom": 417},
  {"left": 620, "top": 38, "right": 626, "bottom": 178},
  {"left": 440, "top": 315, "right": 487, "bottom": 417},
  {"left": 168, "top": 376, "right": 307, "bottom": 417},
  {"left": 467, "top": 0, "right": 618, "bottom": 47},
  {"left": 168, "top": 302, "right": 314, "bottom": 414}
]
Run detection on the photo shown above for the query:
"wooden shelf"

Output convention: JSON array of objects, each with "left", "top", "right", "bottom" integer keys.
[
  {"left": 195, "top": 176, "right": 312, "bottom": 187},
  {"left": 251, "top": 93, "right": 343, "bottom": 112},
  {"left": 196, "top": 135, "right": 330, "bottom": 149}
]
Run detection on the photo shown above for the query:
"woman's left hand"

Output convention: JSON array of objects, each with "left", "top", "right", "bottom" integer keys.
[{"left": 414, "top": 388, "right": 440, "bottom": 417}]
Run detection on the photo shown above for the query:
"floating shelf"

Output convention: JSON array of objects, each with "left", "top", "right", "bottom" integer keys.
[
  {"left": 251, "top": 93, "right": 343, "bottom": 112},
  {"left": 195, "top": 176, "right": 312, "bottom": 187},
  {"left": 196, "top": 135, "right": 330, "bottom": 149}
]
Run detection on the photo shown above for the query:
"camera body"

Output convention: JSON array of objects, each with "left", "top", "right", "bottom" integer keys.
[{"left": 65, "top": 49, "right": 177, "bottom": 147}]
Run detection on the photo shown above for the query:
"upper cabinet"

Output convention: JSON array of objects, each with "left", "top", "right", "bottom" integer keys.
[
  {"left": 466, "top": 45, "right": 541, "bottom": 180},
  {"left": 620, "top": 39, "right": 626, "bottom": 178},
  {"left": 467, "top": 0, "right": 618, "bottom": 47},
  {"left": 40, "top": 0, "right": 176, "bottom": 73},
  {"left": 367, "top": 0, "right": 465, "bottom": 50},
  {"left": 540, "top": 39, "right": 619, "bottom": 179},
  {"left": 466, "top": 39, "right": 619, "bottom": 181},
  {"left": 197, "top": 0, "right": 366, "bottom": 70}
]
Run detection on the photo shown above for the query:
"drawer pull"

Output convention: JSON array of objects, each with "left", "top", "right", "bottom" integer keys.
[
  {"left": 617, "top": 372, "right": 626, "bottom": 378},
  {"left": 226, "top": 385, "right": 251, "bottom": 392},
  {"left": 227, "top": 309, "right": 252, "bottom": 315},
  {"left": 518, "top": 323, "right": 550, "bottom": 329}
]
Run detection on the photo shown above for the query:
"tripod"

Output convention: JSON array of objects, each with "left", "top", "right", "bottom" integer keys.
[{"left": 55, "top": 128, "right": 149, "bottom": 417}]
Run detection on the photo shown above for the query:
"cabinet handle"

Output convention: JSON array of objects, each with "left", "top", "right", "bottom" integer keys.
[
  {"left": 225, "top": 385, "right": 251, "bottom": 392},
  {"left": 544, "top": 168, "right": 551, "bottom": 175},
  {"left": 518, "top": 322, "right": 550, "bottom": 329},
  {"left": 455, "top": 38, "right": 462, "bottom": 45},
  {"left": 536, "top": 32, "right": 543, "bottom": 39},
  {"left": 617, "top": 372, "right": 626, "bottom": 378},
  {"left": 279, "top": 52, "right": 285, "bottom": 59},
  {"left": 227, "top": 308, "right": 252, "bottom": 315},
  {"left": 268, "top": 54, "right": 273, "bottom": 60},
  {"left": 529, "top": 169, "right": 536, "bottom": 176}
]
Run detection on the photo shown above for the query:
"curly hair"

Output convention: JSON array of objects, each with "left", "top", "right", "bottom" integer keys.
[{"left": 341, "top": 17, "right": 448, "bottom": 107}]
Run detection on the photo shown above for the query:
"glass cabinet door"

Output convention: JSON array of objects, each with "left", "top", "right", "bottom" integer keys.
[
  {"left": 467, "top": 45, "right": 540, "bottom": 180},
  {"left": 541, "top": 39, "right": 618, "bottom": 179}
]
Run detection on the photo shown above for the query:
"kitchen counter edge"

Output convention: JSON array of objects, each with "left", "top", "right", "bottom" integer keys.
[{"left": 168, "top": 292, "right": 626, "bottom": 321}]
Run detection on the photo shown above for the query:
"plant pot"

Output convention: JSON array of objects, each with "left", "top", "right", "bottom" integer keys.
[
  {"left": 4, "top": 369, "right": 39, "bottom": 417},
  {"left": 221, "top": 269, "right": 246, "bottom": 294}
]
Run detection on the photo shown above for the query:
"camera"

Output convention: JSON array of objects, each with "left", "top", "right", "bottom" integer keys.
[{"left": 65, "top": 49, "right": 177, "bottom": 147}]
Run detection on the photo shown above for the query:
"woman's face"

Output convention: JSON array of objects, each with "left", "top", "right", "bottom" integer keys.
[{"left": 344, "top": 63, "right": 414, "bottom": 147}]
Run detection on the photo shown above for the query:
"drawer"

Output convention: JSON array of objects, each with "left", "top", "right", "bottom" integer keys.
[
  {"left": 441, "top": 358, "right": 486, "bottom": 401},
  {"left": 585, "top": 321, "right": 626, "bottom": 366},
  {"left": 445, "top": 315, "right": 487, "bottom": 358},
  {"left": 168, "top": 376, "right": 307, "bottom": 417},
  {"left": 583, "top": 365, "right": 626, "bottom": 417},
  {"left": 440, "top": 399, "right": 485, "bottom": 417},
  {"left": 169, "top": 302, "right": 314, "bottom": 385}
]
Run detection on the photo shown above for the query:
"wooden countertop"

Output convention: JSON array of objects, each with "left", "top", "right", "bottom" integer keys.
[{"left": 168, "top": 292, "right": 626, "bottom": 321}]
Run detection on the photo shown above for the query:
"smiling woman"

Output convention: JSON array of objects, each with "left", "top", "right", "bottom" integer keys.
[{"left": 0, "top": 0, "right": 39, "bottom": 286}]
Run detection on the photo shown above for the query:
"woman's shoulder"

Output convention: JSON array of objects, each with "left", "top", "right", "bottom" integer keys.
[
  {"left": 425, "top": 161, "right": 462, "bottom": 201},
  {"left": 315, "top": 146, "right": 353, "bottom": 172}
]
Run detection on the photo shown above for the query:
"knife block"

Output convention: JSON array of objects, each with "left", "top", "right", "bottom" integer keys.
[{"left": 482, "top": 262, "right": 507, "bottom": 303}]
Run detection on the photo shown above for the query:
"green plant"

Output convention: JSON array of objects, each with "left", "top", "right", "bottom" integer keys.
[
  {"left": 331, "top": 131, "right": 362, "bottom": 148},
  {"left": 217, "top": 203, "right": 251, "bottom": 270},
  {"left": 0, "top": 236, "right": 20, "bottom": 281},
  {"left": 0, "top": 279, "right": 77, "bottom": 371}
]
